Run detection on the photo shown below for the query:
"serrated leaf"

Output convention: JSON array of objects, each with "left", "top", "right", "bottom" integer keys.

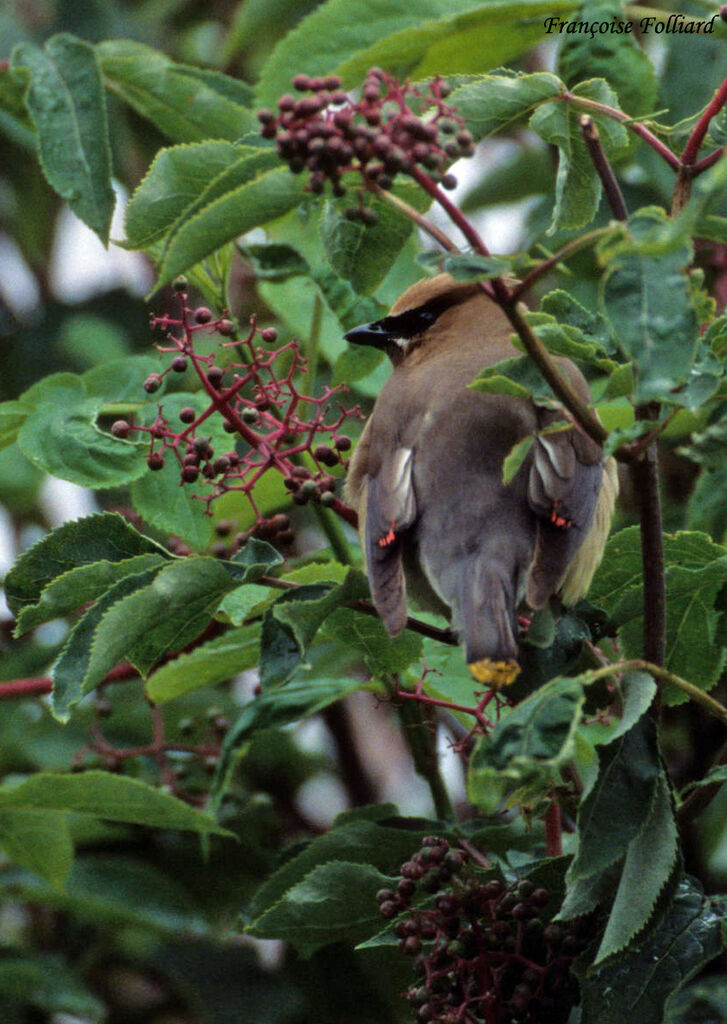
[
  {"left": 247, "top": 860, "right": 393, "bottom": 955},
  {"left": 224, "top": 538, "right": 284, "bottom": 582},
  {"left": 51, "top": 558, "right": 236, "bottom": 719},
  {"left": 16, "top": 375, "right": 146, "bottom": 488},
  {"left": 146, "top": 624, "right": 261, "bottom": 703},
  {"left": 5, "top": 511, "right": 167, "bottom": 623},
  {"left": 601, "top": 208, "right": 699, "bottom": 403},
  {"left": 124, "top": 141, "right": 240, "bottom": 250},
  {"left": 451, "top": 70, "right": 563, "bottom": 140},
  {"left": 97, "top": 40, "right": 255, "bottom": 143},
  {"left": 249, "top": 819, "right": 443, "bottom": 923},
  {"left": 565, "top": 717, "right": 660, "bottom": 889},
  {"left": 80, "top": 355, "right": 164, "bottom": 403},
  {"left": 576, "top": 879, "right": 725, "bottom": 1024},
  {"left": 0, "top": 770, "right": 230, "bottom": 835},
  {"left": 16, "top": 553, "right": 167, "bottom": 636},
  {"left": 529, "top": 78, "right": 629, "bottom": 232},
  {"left": 441, "top": 252, "right": 512, "bottom": 281},
  {"left": 681, "top": 762, "right": 727, "bottom": 798},
  {"left": 157, "top": 165, "right": 304, "bottom": 287},
  {"left": 11, "top": 33, "right": 114, "bottom": 242},
  {"left": 0, "top": 809, "right": 73, "bottom": 890},
  {"left": 321, "top": 607, "right": 423, "bottom": 676},
  {"left": 590, "top": 528, "right": 727, "bottom": 701},
  {"left": 595, "top": 774, "right": 679, "bottom": 963}
]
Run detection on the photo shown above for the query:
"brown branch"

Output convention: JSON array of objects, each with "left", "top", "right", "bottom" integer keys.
[
  {"left": 681, "top": 76, "right": 727, "bottom": 166},
  {"left": 510, "top": 227, "right": 613, "bottom": 302},
  {"left": 0, "top": 662, "right": 139, "bottom": 701},
  {"left": 632, "top": 411, "right": 666, "bottom": 667},
  {"left": 579, "top": 115, "right": 628, "bottom": 222}
]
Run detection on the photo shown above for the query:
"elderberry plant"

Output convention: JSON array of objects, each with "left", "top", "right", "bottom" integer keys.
[{"left": 3, "top": 5, "right": 727, "bottom": 1023}]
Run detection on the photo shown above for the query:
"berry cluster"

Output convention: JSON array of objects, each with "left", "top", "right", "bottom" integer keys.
[
  {"left": 109, "top": 280, "right": 360, "bottom": 550},
  {"left": 258, "top": 69, "right": 474, "bottom": 221},
  {"left": 377, "top": 837, "right": 586, "bottom": 1024}
]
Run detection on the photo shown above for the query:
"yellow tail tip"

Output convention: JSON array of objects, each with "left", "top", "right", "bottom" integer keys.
[{"left": 468, "top": 658, "right": 520, "bottom": 689}]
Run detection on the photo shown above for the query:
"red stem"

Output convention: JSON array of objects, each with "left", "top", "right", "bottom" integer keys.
[
  {"left": 692, "top": 146, "right": 726, "bottom": 176},
  {"left": 544, "top": 798, "right": 563, "bottom": 858},
  {"left": 0, "top": 662, "right": 138, "bottom": 701},
  {"left": 681, "top": 77, "right": 727, "bottom": 165},
  {"left": 560, "top": 92, "right": 681, "bottom": 172}
]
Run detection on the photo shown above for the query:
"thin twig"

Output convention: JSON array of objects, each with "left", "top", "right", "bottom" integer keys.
[
  {"left": 633, "top": 410, "right": 666, "bottom": 667},
  {"left": 583, "top": 661, "right": 727, "bottom": 726},
  {"left": 677, "top": 736, "right": 727, "bottom": 825},
  {"left": 510, "top": 227, "right": 613, "bottom": 302},
  {"left": 681, "top": 76, "right": 727, "bottom": 165},
  {"left": 579, "top": 115, "right": 629, "bottom": 222}
]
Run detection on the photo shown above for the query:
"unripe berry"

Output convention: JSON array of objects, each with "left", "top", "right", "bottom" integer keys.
[
  {"left": 172, "top": 276, "right": 188, "bottom": 292},
  {"left": 320, "top": 490, "right": 336, "bottom": 507}
]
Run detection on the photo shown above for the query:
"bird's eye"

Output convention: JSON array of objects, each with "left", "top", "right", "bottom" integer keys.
[{"left": 379, "top": 303, "right": 444, "bottom": 339}]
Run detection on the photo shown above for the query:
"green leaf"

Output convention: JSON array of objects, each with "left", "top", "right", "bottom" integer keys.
[
  {"left": 681, "top": 762, "right": 727, "bottom": 798},
  {"left": 51, "top": 558, "right": 236, "bottom": 719},
  {"left": 468, "top": 676, "right": 585, "bottom": 809},
  {"left": 225, "top": 538, "right": 284, "bottom": 582},
  {"left": 451, "top": 70, "right": 563, "bottom": 140},
  {"left": 590, "top": 528, "right": 727, "bottom": 701},
  {"left": 97, "top": 40, "right": 256, "bottom": 142},
  {"left": 0, "top": 855, "right": 209, "bottom": 935},
  {"left": 247, "top": 860, "right": 393, "bottom": 955},
  {"left": 440, "top": 252, "right": 512, "bottom": 281},
  {"left": 502, "top": 434, "right": 534, "bottom": 484},
  {"left": 213, "top": 675, "right": 363, "bottom": 806},
  {"left": 0, "top": 956, "right": 104, "bottom": 1021},
  {"left": 16, "top": 553, "right": 167, "bottom": 636},
  {"left": 0, "top": 809, "right": 73, "bottom": 890},
  {"left": 125, "top": 141, "right": 240, "bottom": 250},
  {"left": 576, "top": 879, "right": 726, "bottom": 1024},
  {"left": 601, "top": 209, "right": 699, "bottom": 404},
  {"left": 239, "top": 241, "right": 311, "bottom": 281},
  {"left": 321, "top": 607, "right": 423, "bottom": 676},
  {"left": 80, "top": 354, "right": 164, "bottom": 404},
  {"left": 5, "top": 511, "right": 167, "bottom": 622},
  {"left": 11, "top": 33, "right": 114, "bottom": 242},
  {"left": 256, "top": 0, "right": 579, "bottom": 106},
  {"left": 260, "top": 571, "right": 369, "bottom": 688},
  {"left": 320, "top": 183, "right": 425, "bottom": 295},
  {"left": 595, "top": 774, "right": 679, "bottom": 963},
  {"left": 146, "top": 624, "right": 261, "bottom": 703},
  {"left": 0, "top": 400, "right": 31, "bottom": 450},
  {"left": 249, "top": 819, "right": 441, "bottom": 923},
  {"left": 529, "top": 78, "right": 629, "bottom": 232},
  {"left": 557, "top": 0, "right": 658, "bottom": 118},
  {"left": 16, "top": 374, "right": 146, "bottom": 488},
  {"left": 0, "top": 770, "right": 230, "bottom": 835},
  {"left": 564, "top": 718, "right": 660, "bottom": 893},
  {"left": 157, "top": 164, "right": 304, "bottom": 287},
  {"left": 470, "top": 355, "right": 555, "bottom": 403}
]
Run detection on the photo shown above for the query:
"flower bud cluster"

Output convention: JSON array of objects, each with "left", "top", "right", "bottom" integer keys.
[
  {"left": 258, "top": 69, "right": 474, "bottom": 221},
  {"left": 378, "top": 837, "right": 587, "bottom": 1023}
]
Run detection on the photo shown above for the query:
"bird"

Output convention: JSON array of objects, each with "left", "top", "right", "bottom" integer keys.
[{"left": 343, "top": 274, "right": 617, "bottom": 688}]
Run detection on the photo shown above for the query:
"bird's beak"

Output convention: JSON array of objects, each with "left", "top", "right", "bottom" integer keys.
[{"left": 344, "top": 321, "right": 396, "bottom": 348}]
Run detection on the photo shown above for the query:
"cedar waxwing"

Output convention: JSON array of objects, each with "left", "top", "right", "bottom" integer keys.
[{"left": 344, "top": 275, "right": 618, "bottom": 688}]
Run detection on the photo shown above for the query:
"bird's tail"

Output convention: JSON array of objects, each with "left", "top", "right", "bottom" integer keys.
[{"left": 457, "top": 568, "right": 521, "bottom": 688}]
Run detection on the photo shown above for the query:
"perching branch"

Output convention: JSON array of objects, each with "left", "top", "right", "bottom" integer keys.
[{"left": 579, "top": 115, "right": 629, "bottom": 222}]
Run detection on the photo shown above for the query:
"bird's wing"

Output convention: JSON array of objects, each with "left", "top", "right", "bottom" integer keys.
[
  {"left": 526, "top": 426, "right": 605, "bottom": 608},
  {"left": 363, "top": 444, "right": 418, "bottom": 636}
]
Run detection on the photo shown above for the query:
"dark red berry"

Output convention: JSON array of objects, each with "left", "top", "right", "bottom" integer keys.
[
  {"left": 111, "top": 420, "right": 130, "bottom": 439},
  {"left": 144, "top": 374, "right": 162, "bottom": 394},
  {"left": 207, "top": 366, "right": 224, "bottom": 387},
  {"left": 181, "top": 466, "right": 199, "bottom": 483},
  {"left": 217, "top": 319, "right": 235, "bottom": 336},
  {"left": 260, "top": 327, "right": 278, "bottom": 342},
  {"left": 194, "top": 306, "right": 212, "bottom": 324},
  {"left": 179, "top": 407, "right": 196, "bottom": 424},
  {"left": 171, "top": 356, "right": 188, "bottom": 372},
  {"left": 147, "top": 452, "right": 164, "bottom": 471}
]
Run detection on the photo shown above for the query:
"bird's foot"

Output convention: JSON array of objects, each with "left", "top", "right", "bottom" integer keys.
[{"left": 468, "top": 658, "right": 520, "bottom": 689}]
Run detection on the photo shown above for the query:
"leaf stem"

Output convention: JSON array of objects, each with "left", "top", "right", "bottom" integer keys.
[
  {"left": 584, "top": 660, "right": 727, "bottom": 726},
  {"left": 544, "top": 799, "right": 563, "bottom": 858},
  {"left": 396, "top": 691, "right": 455, "bottom": 821},
  {"left": 632, "top": 410, "right": 666, "bottom": 667},
  {"left": 510, "top": 227, "right": 613, "bottom": 302}
]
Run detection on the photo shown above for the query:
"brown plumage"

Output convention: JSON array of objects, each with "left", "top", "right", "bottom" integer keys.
[{"left": 344, "top": 274, "right": 617, "bottom": 687}]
